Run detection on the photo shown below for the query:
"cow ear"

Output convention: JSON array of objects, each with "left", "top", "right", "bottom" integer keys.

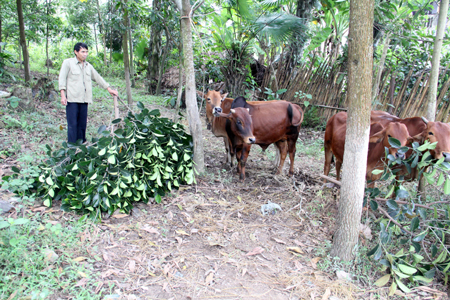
[
  {"left": 221, "top": 93, "right": 228, "bottom": 101},
  {"left": 409, "top": 133, "right": 425, "bottom": 144},
  {"left": 369, "top": 132, "right": 384, "bottom": 143},
  {"left": 197, "top": 91, "right": 205, "bottom": 98}
]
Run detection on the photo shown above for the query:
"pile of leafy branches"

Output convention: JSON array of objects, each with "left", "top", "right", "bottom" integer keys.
[
  {"left": 364, "top": 138, "right": 450, "bottom": 295},
  {"left": 16, "top": 102, "right": 195, "bottom": 219}
]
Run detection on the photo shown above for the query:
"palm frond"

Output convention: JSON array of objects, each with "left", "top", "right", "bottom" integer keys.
[
  {"left": 252, "top": 13, "right": 307, "bottom": 43},
  {"left": 260, "top": 0, "right": 293, "bottom": 7}
]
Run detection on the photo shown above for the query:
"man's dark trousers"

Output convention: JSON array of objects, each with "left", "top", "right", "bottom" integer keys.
[{"left": 66, "top": 102, "right": 88, "bottom": 143}]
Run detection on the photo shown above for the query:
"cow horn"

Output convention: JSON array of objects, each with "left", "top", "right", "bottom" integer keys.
[
  {"left": 230, "top": 109, "right": 236, "bottom": 114},
  {"left": 421, "top": 116, "right": 429, "bottom": 124}
]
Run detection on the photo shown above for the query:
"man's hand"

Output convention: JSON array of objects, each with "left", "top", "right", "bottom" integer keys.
[
  {"left": 60, "top": 90, "right": 67, "bottom": 106},
  {"left": 107, "top": 87, "right": 119, "bottom": 97}
]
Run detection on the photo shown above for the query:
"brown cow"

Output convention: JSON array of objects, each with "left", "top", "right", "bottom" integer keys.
[
  {"left": 216, "top": 98, "right": 303, "bottom": 180},
  {"left": 197, "top": 90, "right": 234, "bottom": 165},
  {"left": 370, "top": 111, "right": 426, "bottom": 137},
  {"left": 323, "top": 112, "right": 411, "bottom": 185}
]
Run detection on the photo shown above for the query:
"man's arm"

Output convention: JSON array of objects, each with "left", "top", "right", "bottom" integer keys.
[
  {"left": 91, "top": 67, "right": 118, "bottom": 97},
  {"left": 59, "top": 60, "right": 69, "bottom": 106}
]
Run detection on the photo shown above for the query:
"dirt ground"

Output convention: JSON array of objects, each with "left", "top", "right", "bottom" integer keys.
[{"left": 1, "top": 68, "right": 448, "bottom": 299}]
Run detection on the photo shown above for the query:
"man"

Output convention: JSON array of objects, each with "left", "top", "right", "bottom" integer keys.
[{"left": 59, "top": 42, "right": 118, "bottom": 144}]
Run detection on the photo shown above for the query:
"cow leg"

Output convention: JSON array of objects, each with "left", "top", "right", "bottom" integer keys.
[
  {"left": 224, "top": 137, "right": 234, "bottom": 167},
  {"left": 335, "top": 160, "right": 343, "bottom": 181},
  {"left": 323, "top": 144, "right": 333, "bottom": 180},
  {"left": 235, "top": 145, "right": 243, "bottom": 175},
  {"left": 287, "top": 138, "right": 297, "bottom": 176},
  {"left": 238, "top": 144, "right": 251, "bottom": 180},
  {"left": 275, "top": 140, "right": 288, "bottom": 175}
]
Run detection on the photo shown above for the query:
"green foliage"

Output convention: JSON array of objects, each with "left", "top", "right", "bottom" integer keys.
[
  {"left": 366, "top": 140, "right": 450, "bottom": 293},
  {"left": 262, "top": 87, "right": 287, "bottom": 100},
  {"left": 1, "top": 166, "right": 40, "bottom": 198},
  {"left": 301, "top": 105, "right": 326, "bottom": 129},
  {"left": 0, "top": 214, "right": 106, "bottom": 298},
  {"left": 29, "top": 102, "right": 195, "bottom": 219},
  {"left": 1, "top": 115, "right": 35, "bottom": 132},
  {"left": 0, "top": 44, "right": 17, "bottom": 81},
  {"left": 6, "top": 96, "right": 20, "bottom": 109}
]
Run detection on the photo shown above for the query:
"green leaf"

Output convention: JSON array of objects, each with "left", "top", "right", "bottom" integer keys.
[
  {"left": 137, "top": 101, "right": 145, "bottom": 110},
  {"left": 412, "top": 275, "right": 433, "bottom": 284},
  {"left": 98, "top": 148, "right": 106, "bottom": 156},
  {"left": 374, "top": 274, "right": 391, "bottom": 287},
  {"left": 386, "top": 199, "right": 399, "bottom": 210},
  {"left": 398, "top": 264, "right": 417, "bottom": 275},
  {"left": 410, "top": 217, "right": 420, "bottom": 232},
  {"left": 388, "top": 280, "right": 397, "bottom": 296},
  {"left": 0, "top": 221, "right": 10, "bottom": 229},
  {"left": 395, "top": 277, "right": 411, "bottom": 294},
  {"left": 444, "top": 178, "right": 450, "bottom": 195},
  {"left": 371, "top": 169, "right": 384, "bottom": 175},
  {"left": 44, "top": 199, "right": 51, "bottom": 207},
  {"left": 388, "top": 137, "right": 401, "bottom": 148},
  {"left": 46, "top": 177, "right": 54, "bottom": 185},
  {"left": 108, "top": 155, "right": 116, "bottom": 164}
]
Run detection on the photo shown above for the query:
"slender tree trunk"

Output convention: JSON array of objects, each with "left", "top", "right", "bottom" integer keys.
[
  {"left": 94, "top": 23, "right": 99, "bottom": 54},
  {"left": 122, "top": 0, "right": 132, "bottom": 105},
  {"left": 180, "top": 0, "right": 204, "bottom": 173},
  {"left": 16, "top": 0, "right": 30, "bottom": 82},
  {"left": 128, "top": 27, "right": 135, "bottom": 88},
  {"left": 109, "top": 0, "right": 112, "bottom": 64},
  {"left": 1, "top": 2, "right": 3, "bottom": 52},
  {"left": 147, "top": 0, "right": 161, "bottom": 94},
  {"left": 156, "top": 32, "right": 171, "bottom": 95},
  {"left": 96, "top": 0, "right": 107, "bottom": 66},
  {"left": 46, "top": 0, "right": 49, "bottom": 77},
  {"left": 174, "top": 42, "right": 183, "bottom": 122},
  {"left": 372, "top": 32, "right": 390, "bottom": 105},
  {"left": 331, "top": 0, "right": 374, "bottom": 260},
  {"left": 426, "top": 0, "right": 449, "bottom": 121}
]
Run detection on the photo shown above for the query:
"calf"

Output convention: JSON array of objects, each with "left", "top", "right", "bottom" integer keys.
[{"left": 216, "top": 99, "right": 303, "bottom": 180}]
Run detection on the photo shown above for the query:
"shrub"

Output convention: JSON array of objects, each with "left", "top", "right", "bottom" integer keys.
[{"left": 4, "top": 102, "right": 196, "bottom": 219}]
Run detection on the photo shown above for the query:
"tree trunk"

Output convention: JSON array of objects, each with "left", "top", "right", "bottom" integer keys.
[
  {"left": 16, "top": 0, "right": 30, "bottom": 82},
  {"left": 372, "top": 32, "right": 390, "bottom": 105},
  {"left": 156, "top": 30, "right": 171, "bottom": 95},
  {"left": 174, "top": 42, "right": 184, "bottom": 123},
  {"left": 147, "top": 0, "right": 161, "bottom": 94},
  {"left": 330, "top": 0, "right": 374, "bottom": 260},
  {"left": 94, "top": 23, "right": 99, "bottom": 54},
  {"left": 0, "top": 2, "right": 2, "bottom": 52},
  {"left": 129, "top": 27, "right": 135, "bottom": 88},
  {"left": 96, "top": 0, "right": 107, "bottom": 66},
  {"left": 46, "top": 0, "right": 49, "bottom": 77},
  {"left": 181, "top": 0, "right": 204, "bottom": 173},
  {"left": 122, "top": 0, "right": 132, "bottom": 106},
  {"left": 109, "top": 0, "right": 112, "bottom": 65},
  {"left": 426, "top": 0, "right": 449, "bottom": 121}
]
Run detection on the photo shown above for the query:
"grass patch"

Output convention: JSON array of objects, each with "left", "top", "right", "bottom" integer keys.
[{"left": 0, "top": 213, "right": 109, "bottom": 299}]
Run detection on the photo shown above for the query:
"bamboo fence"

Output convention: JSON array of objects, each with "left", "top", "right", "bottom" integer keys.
[{"left": 260, "top": 54, "right": 450, "bottom": 122}]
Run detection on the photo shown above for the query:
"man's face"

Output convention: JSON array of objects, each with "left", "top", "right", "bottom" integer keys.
[{"left": 74, "top": 47, "right": 88, "bottom": 62}]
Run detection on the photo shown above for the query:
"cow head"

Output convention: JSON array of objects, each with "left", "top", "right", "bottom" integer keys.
[
  {"left": 369, "top": 122, "right": 410, "bottom": 160},
  {"left": 197, "top": 90, "right": 228, "bottom": 125},
  {"left": 410, "top": 119, "right": 450, "bottom": 162},
  {"left": 215, "top": 108, "right": 255, "bottom": 145}
]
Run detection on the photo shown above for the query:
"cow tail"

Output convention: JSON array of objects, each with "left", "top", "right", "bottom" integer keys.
[{"left": 288, "top": 104, "right": 302, "bottom": 127}]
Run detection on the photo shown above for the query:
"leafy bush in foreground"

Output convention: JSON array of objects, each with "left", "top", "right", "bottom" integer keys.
[
  {"left": 35, "top": 102, "right": 195, "bottom": 219},
  {"left": 365, "top": 138, "right": 450, "bottom": 295}
]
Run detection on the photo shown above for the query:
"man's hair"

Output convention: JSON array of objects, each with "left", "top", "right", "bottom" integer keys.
[{"left": 74, "top": 42, "right": 88, "bottom": 52}]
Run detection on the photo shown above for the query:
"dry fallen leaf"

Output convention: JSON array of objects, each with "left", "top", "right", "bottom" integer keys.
[
  {"left": 273, "top": 237, "right": 286, "bottom": 244},
  {"left": 141, "top": 226, "right": 159, "bottom": 234},
  {"left": 175, "top": 237, "right": 183, "bottom": 245},
  {"left": 310, "top": 257, "right": 322, "bottom": 269},
  {"left": 129, "top": 260, "right": 136, "bottom": 273},
  {"left": 73, "top": 257, "right": 87, "bottom": 262},
  {"left": 74, "top": 278, "right": 88, "bottom": 287},
  {"left": 246, "top": 247, "right": 264, "bottom": 256},
  {"left": 322, "top": 288, "right": 331, "bottom": 300},
  {"left": 77, "top": 271, "right": 87, "bottom": 278},
  {"left": 31, "top": 207, "right": 46, "bottom": 212},
  {"left": 287, "top": 246, "right": 304, "bottom": 254},
  {"left": 112, "top": 214, "right": 128, "bottom": 219},
  {"left": 176, "top": 229, "right": 190, "bottom": 236},
  {"left": 205, "top": 271, "right": 214, "bottom": 285}
]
